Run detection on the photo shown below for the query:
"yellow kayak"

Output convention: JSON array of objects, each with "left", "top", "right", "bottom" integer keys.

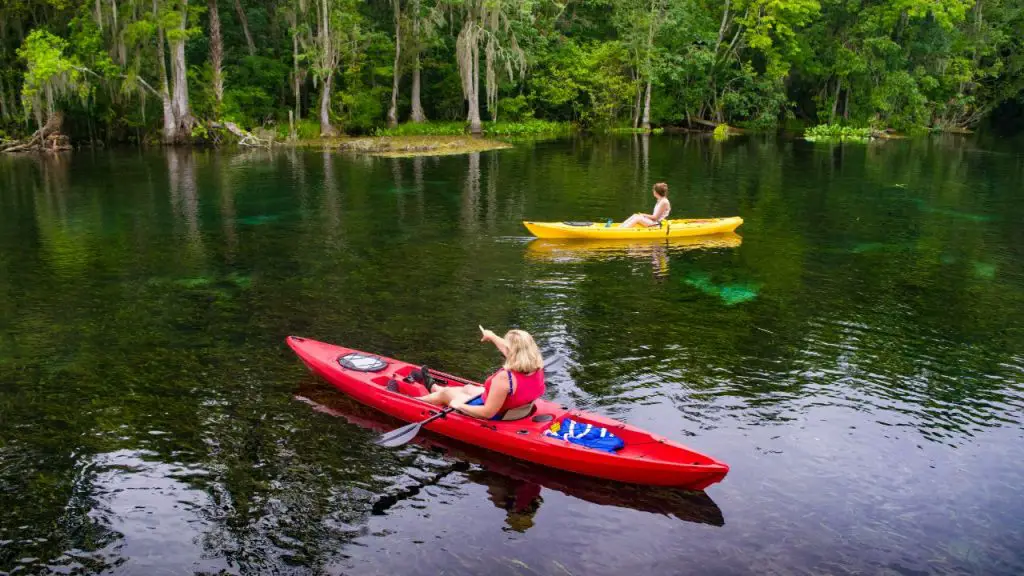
[{"left": 523, "top": 216, "right": 743, "bottom": 239}]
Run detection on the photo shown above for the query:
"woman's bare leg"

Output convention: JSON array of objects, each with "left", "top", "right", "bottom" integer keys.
[
  {"left": 619, "top": 214, "right": 643, "bottom": 228},
  {"left": 420, "top": 384, "right": 485, "bottom": 407}
]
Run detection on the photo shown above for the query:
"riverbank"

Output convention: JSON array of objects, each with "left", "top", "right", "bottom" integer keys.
[{"left": 292, "top": 135, "right": 513, "bottom": 158}]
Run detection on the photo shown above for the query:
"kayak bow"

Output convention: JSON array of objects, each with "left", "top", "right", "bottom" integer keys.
[{"left": 287, "top": 336, "right": 729, "bottom": 489}]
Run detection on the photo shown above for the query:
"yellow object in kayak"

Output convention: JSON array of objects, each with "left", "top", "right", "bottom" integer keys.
[{"left": 522, "top": 217, "right": 743, "bottom": 239}]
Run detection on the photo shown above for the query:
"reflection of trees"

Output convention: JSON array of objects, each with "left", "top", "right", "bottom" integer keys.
[
  {"left": 216, "top": 151, "right": 237, "bottom": 258},
  {"left": 167, "top": 148, "right": 201, "bottom": 248},
  {"left": 461, "top": 152, "right": 481, "bottom": 232}
]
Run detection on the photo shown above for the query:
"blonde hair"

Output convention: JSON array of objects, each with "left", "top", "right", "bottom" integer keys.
[{"left": 503, "top": 330, "right": 544, "bottom": 374}]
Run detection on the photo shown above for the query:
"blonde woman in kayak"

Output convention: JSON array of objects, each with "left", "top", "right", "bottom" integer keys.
[
  {"left": 620, "top": 182, "right": 671, "bottom": 228},
  {"left": 419, "top": 327, "right": 546, "bottom": 420}
]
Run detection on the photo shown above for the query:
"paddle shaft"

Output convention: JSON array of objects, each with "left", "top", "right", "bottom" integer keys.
[
  {"left": 374, "top": 392, "right": 484, "bottom": 447},
  {"left": 419, "top": 394, "right": 481, "bottom": 428}
]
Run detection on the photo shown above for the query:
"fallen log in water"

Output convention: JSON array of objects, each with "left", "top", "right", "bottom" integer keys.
[
  {"left": 1, "top": 112, "right": 71, "bottom": 153},
  {"left": 210, "top": 120, "right": 272, "bottom": 148}
]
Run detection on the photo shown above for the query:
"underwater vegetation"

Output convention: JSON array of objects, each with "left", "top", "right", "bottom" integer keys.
[
  {"left": 684, "top": 272, "right": 761, "bottom": 306},
  {"left": 972, "top": 262, "right": 996, "bottom": 280},
  {"left": 236, "top": 214, "right": 283, "bottom": 226}
]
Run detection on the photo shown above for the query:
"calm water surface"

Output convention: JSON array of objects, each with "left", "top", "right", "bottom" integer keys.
[{"left": 1, "top": 135, "right": 1022, "bottom": 575}]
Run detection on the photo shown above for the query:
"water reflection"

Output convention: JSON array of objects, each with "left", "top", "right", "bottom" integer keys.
[
  {"left": 2, "top": 135, "right": 1024, "bottom": 575},
  {"left": 461, "top": 152, "right": 481, "bottom": 232},
  {"left": 294, "top": 382, "right": 725, "bottom": 530},
  {"left": 167, "top": 148, "right": 201, "bottom": 247},
  {"left": 525, "top": 233, "right": 742, "bottom": 279}
]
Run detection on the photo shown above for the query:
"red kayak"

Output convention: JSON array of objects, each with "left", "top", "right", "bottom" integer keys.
[{"left": 287, "top": 336, "right": 729, "bottom": 489}]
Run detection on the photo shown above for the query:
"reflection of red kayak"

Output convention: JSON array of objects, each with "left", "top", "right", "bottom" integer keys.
[
  {"left": 287, "top": 336, "right": 729, "bottom": 489},
  {"left": 295, "top": 385, "right": 725, "bottom": 526}
]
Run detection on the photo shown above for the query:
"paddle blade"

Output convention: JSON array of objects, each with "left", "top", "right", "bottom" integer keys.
[{"left": 374, "top": 421, "right": 423, "bottom": 448}]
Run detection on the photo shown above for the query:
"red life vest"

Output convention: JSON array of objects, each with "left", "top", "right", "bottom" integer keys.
[{"left": 483, "top": 368, "right": 545, "bottom": 412}]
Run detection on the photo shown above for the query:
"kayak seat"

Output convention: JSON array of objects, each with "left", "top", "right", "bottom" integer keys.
[
  {"left": 498, "top": 403, "right": 536, "bottom": 421},
  {"left": 562, "top": 221, "right": 594, "bottom": 227}
]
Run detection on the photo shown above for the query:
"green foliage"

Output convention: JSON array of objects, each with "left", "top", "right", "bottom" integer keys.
[
  {"left": 291, "top": 119, "right": 322, "bottom": 140},
  {"left": 529, "top": 40, "right": 636, "bottom": 127},
  {"left": 483, "top": 120, "right": 571, "bottom": 136},
  {"left": 16, "top": 30, "right": 88, "bottom": 124},
  {"left": 337, "top": 85, "right": 389, "bottom": 134},
  {"left": 607, "top": 127, "right": 661, "bottom": 134},
  {"left": 374, "top": 120, "right": 571, "bottom": 137},
  {"left": 713, "top": 124, "right": 731, "bottom": 140},
  {"left": 374, "top": 122, "right": 466, "bottom": 136},
  {"left": 190, "top": 122, "right": 209, "bottom": 140},
  {"left": 496, "top": 95, "right": 532, "bottom": 122},
  {"left": 804, "top": 124, "right": 873, "bottom": 142},
  {"left": 3, "top": 0, "right": 1023, "bottom": 142}
]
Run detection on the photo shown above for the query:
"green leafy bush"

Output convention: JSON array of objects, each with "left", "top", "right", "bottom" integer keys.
[
  {"left": 374, "top": 122, "right": 466, "bottom": 136},
  {"left": 374, "top": 120, "right": 571, "bottom": 137},
  {"left": 804, "top": 124, "right": 874, "bottom": 142},
  {"left": 484, "top": 120, "right": 570, "bottom": 136},
  {"left": 496, "top": 95, "right": 533, "bottom": 122},
  {"left": 606, "top": 127, "right": 665, "bottom": 134}
]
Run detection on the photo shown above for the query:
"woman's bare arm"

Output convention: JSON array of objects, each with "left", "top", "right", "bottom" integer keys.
[
  {"left": 452, "top": 372, "right": 508, "bottom": 419},
  {"left": 479, "top": 325, "right": 510, "bottom": 357}
]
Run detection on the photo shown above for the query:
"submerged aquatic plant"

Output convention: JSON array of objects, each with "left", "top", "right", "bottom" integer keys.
[
  {"left": 685, "top": 272, "right": 760, "bottom": 305},
  {"left": 972, "top": 262, "right": 996, "bottom": 279}
]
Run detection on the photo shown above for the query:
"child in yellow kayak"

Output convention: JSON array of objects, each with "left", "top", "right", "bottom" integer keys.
[{"left": 620, "top": 182, "right": 671, "bottom": 228}]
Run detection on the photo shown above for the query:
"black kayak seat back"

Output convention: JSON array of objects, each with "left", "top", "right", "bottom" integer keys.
[{"left": 562, "top": 221, "right": 594, "bottom": 226}]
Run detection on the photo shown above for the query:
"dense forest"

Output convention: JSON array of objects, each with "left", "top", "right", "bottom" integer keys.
[{"left": 1, "top": 0, "right": 1022, "bottom": 146}]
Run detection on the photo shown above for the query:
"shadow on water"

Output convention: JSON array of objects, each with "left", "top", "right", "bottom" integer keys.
[{"left": 293, "top": 380, "right": 725, "bottom": 531}]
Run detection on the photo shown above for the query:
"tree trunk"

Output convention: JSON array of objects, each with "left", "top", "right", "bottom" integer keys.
[
  {"left": 169, "top": 0, "right": 192, "bottom": 138},
  {"left": 319, "top": 73, "right": 336, "bottom": 136},
  {"left": 640, "top": 0, "right": 659, "bottom": 132},
  {"left": 1, "top": 111, "right": 66, "bottom": 153},
  {"left": 410, "top": 0, "right": 426, "bottom": 122},
  {"left": 467, "top": 39, "right": 482, "bottom": 135},
  {"left": 641, "top": 80, "right": 652, "bottom": 130},
  {"left": 830, "top": 77, "right": 841, "bottom": 124},
  {"left": 208, "top": 0, "right": 225, "bottom": 109},
  {"left": 317, "top": 0, "right": 337, "bottom": 136},
  {"left": 632, "top": 72, "right": 642, "bottom": 128},
  {"left": 387, "top": 0, "right": 401, "bottom": 128},
  {"left": 155, "top": 0, "right": 177, "bottom": 143},
  {"left": 411, "top": 60, "right": 425, "bottom": 122},
  {"left": 234, "top": 0, "right": 256, "bottom": 56},
  {"left": 290, "top": 11, "right": 302, "bottom": 121},
  {"left": 0, "top": 75, "right": 8, "bottom": 120},
  {"left": 843, "top": 86, "right": 850, "bottom": 120}
]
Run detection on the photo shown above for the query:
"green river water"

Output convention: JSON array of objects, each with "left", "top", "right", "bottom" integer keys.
[{"left": 1, "top": 134, "right": 1022, "bottom": 575}]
